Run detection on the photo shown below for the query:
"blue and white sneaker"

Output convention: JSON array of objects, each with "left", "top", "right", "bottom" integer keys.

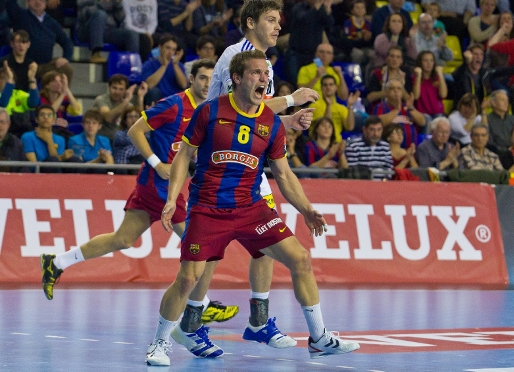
[
  {"left": 145, "top": 339, "right": 172, "bottom": 366},
  {"left": 242, "top": 317, "right": 297, "bottom": 348},
  {"left": 308, "top": 329, "right": 360, "bottom": 358},
  {"left": 170, "top": 324, "right": 223, "bottom": 358}
]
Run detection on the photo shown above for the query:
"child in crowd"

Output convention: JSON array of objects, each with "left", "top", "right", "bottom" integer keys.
[
  {"left": 342, "top": 0, "right": 373, "bottom": 65},
  {"left": 425, "top": 2, "right": 445, "bottom": 35}
]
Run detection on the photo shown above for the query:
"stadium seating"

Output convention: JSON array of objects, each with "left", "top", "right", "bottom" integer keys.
[
  {"left": 443, "top": 99, "right": 454, "bottom": 115},
  {"left": 107, "top": 52, "right": 143, "bottom": 84},
  {"left": 446, "top": 35, "right": 463, "bottom": 68}
]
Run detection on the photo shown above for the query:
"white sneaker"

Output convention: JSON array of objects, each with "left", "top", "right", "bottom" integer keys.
[
  {"left": 145, "top": 339, "right": 172, "bottom": 366},
  {"left": 308, "top": 329, "right": 360, "bottom": 359},
  {"left": 171, "top": 324, "right": 223, "bottom": 358},
  {"left": 242, "top": 317, "right": 297, "bottom": 348}
]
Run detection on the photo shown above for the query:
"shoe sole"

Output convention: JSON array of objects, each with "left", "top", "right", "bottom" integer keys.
[
  {"left": 309, "top": 343, "right": 360, "bottom": 359},
  {"left": 145, "top": 358, "right": 170, "bottom": 366},
  {"left": 242, "top": 331, "right": 297, "bottom": 349},
  {"left": 40, "top": 255, "right": 53, "bottom": 301}
]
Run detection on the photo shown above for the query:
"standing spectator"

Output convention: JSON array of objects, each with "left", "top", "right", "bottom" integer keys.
[
  {"left": 309, "top": 74, "right": 357, "bottom": 142},
  {"left": 448, "top": 93, "right": 483, "bottom": 146},
  {"left": 122, "top": 0, "right": 158, "bottom": 61},
  {"left": 483, "top": 89, "right": 514, "bottom": 154},
  {"left": 0, "top": 108, "right": 28, "bottom": 173},
  {"left": 345, "top": 115, "right": 394, "bottom": 178},
  {"left": 77, "top": 0, "right": 140, "bottom": 63},
  {"left": 192, "top": 0, "right": 233, "bottom": 56},
  {"left": 284, "top": 0, "right": 335, "bottom": 85},
  {"left": 113, "top": 106, "right": 144, "bottom": 168},
  {"left": 460, "top": 123, "right": 504, "bottom": 170},
  {"left": 0, "top": 30, "right": 36, "bottom": 93},
  {"left": 297, "top": 43, "right": 349, "bottom": 101},
  {"left": 420, "top": 0, "right": 476, "bottom": 40},
  {"left": 416, "top": 116, "right": 460, "bottom": 170},
  {"left": 382, "top": 123, "right": 418, "bottom": 168},
  {"left": 499, "top": 127, "right": 514, "bottom": 170},
  {"left": 341, "top": 0, "right": 373, "bottom": 66},
  {"left": 39, "top": 71, "right": 82, "bottom": 126},
  {"left": 93, "top": 74, "right": 148, "bottom": 141},
  {"left": 370, "top": 0, "right": 413, "bottom": 41},
  {"left": 373, "top": 13, "right": 417, "bottom": 69},
  {"left": 155, "top": 0, "right": 201, "bottom": 51},
  {"left": 412, "top": 51, "right": 448, "bottom": 122},
  {"left": 451, "top": 43, "right": 486, "bottom": 109},
  {"left": 184, "top": 35, "right": 217, "bottom": 78},
  {"left": 412, "top": 13, "right": 454, "bottom": 66},
  {"left": 1, "top": 0, "right": 74, "bottom": 83},
  {"left": 468, "top": 0, "right": 499, "bottom": 46},
  {"left": 142, "top": 34, "right": 187, "bottom": 106}
]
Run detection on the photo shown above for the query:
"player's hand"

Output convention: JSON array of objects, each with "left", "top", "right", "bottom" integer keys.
[
  {"left": 303, "top": 209, "right": 327, "bottom": 237},
  {"left": 161, "top": 201, "right": 177, "bottom": 232},
  {"left": 155, "top": 162, "right": 171, "bottom": 180},
  {"left": 287, "top": 107, "right": 315, "bottom": 130},
  {"left": 291, "top": 87, "right": 319, "bottom": 106}
]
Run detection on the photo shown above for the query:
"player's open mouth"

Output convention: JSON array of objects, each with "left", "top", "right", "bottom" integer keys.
[{"left": 255, "top": 86, "right": 265, "bottom": 96}]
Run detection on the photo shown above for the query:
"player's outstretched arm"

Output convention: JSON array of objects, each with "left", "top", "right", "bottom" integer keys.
[
  {"left": 280, "top": 108, "right": 315, "bottom": 130},
  {"left": 161, "top": 142, "right": 196, "bottom": 232},
  {"left": 269, "top": 157, "right": 327, "bottom": 237},
  {"left": 264, "top": 87, "right": 319, "bottom": 115}
]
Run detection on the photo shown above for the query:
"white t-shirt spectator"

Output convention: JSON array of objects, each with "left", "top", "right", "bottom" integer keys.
[{"left": 122, "top": 0, "right": 158, "bottom": 34}]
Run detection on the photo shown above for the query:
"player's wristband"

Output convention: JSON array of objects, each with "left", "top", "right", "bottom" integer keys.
[
  {"left": 285, "top": 95, "right": 295, "bottom": 108},
  {"left": 147, "top": 154, "right": 161, "bottom": 168}
]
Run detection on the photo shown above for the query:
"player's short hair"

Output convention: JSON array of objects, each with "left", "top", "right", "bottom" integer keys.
[
  {"left": 82, "top": 109, "right": 103, "bottom": 124},
  {"left": 320, "top": 74, "right": 337, "bottom": 86},
  {"left": 35, "top": 104, "right": 55, "bottom": 118},
  {"left": 229, "top": 50, "right": 267, "bottom": 89},
  {"left": 240, "top": 0, "right": 283, "bottom": 33},
  {"left": 190, "top": 59, "right": 216, "bottom": 78},
  {"left": 364, "top": 115, "right": 383, "bottom": 128},
  {"left": 158, "top": 33, "right": 180, "bottom": 47},
  {"left": 108, "top": 73, "right": 129, "bottom": 88},
  {"left": 11, "top": 30, "right": 30, "bottom": 43}
]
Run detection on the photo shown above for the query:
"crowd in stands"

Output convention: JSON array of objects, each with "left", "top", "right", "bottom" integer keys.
[{"left": 0, "top": 0, "right": 514, "bottom": 182}]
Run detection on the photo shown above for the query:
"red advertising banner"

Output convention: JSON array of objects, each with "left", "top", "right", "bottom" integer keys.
[{"left": 0, "top": 174, "right": 508, "bottom": 287}]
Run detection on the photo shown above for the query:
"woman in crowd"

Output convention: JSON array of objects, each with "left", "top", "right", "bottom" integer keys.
[
  {"left": 382, "top": 123, "right": 418, "bottom": 169},
  {"left": 448, "top": 93, "right": 484, "bottom": 146},
  {"left": 112, "top": 106, "right": 144, "bottom": 173},
  {"left": 468, "top": 0, "right": 499, "bottom": 46},
  {"left": 39, "top": 71, "right": 82, "bottom": 126}
]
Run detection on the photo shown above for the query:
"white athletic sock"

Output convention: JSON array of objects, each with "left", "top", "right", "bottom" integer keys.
[
  {"left": 53, "top": 248, "right": 85, "bottom": 270},
  {"left": 154, "top": 314, "right": 178, "bottom": 341},
  {"left": 201, "top": 295, "right": 210, "bottom": 310},
  {"left": 187, "top": 299, "right": 204, "bottom": 308},
  {"left": 251, "top": 291, "right": 269, "bottom": 300},
  {"left": 301, "top": 303, "right": 325, "bottom": 341}
]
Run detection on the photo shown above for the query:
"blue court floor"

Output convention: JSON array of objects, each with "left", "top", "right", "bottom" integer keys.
[{"left": 1, "top": 287, "right": 514, "bottom": 372}]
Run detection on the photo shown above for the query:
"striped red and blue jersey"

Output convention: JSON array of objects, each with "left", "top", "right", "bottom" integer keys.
[
  {"left": 304, "top": 140, "right": 340, "bottom": 167},
  {"left": 138, "top": 89, "right": 197, "bottom": 188},
  {"left": 183, "top": 93, "right": 286, "bottom": 208},
  {"left": 373, "top": 100, "right": 417, "bottom": 149},
  {"left": 343, "top": 17, "right": 371, "bottom": 40}
]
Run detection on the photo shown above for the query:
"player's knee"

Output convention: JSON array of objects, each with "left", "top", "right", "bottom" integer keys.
[
  {"left": 114, "top": 235, "right": 138, "bottom": 251},
  {"left": 289, "top": 248, "right": 312, "bottom": 274},
  {"left": 175, "top": 269, "right": 201, "bottom": 293}
]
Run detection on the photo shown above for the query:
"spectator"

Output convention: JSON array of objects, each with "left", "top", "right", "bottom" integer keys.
[
  {"left": 224, "top": 5, "right": 243, "bottom": 47},
  {"left": 460, "top": 123, "right": 504, "bottom": 170},
  {"left": 487, "top": 11, "right": 514, "bottom": 50},
  {"left": 286, "top": 127, "right": 308, "bottom": 174},
  {"left": 297, "top": 43, "right": 349, "bottom": 101},
  {"left": 39, "top": 71, "right": 82, "bottom": 126},
  {"left": 304, "top": 117, "right": 348, "bottom": 175},
  {"left": 382, "top": 123, "right": 418, "bottom": 168},
  {"left": 0, "top": 108, "right": 28, "bottom": 172},
  {"left": 93, "top": 74, "right": 148, "bottom": 141},
  {"left": 420, "top": 0, "right": 476, "bottom": 40},
  {"left": 412, "top": 13, "right": 454, "bottom": 66},
  {"left": 341, "top": 0, "right": 373, "bottom": 66},
  {"left": 113, "top": 106, "right": 144, "bottom": 168},
  {"left": 483, "top": 89, "right": 514, "bottom": 154},
  {"left": 142, "top": 34, "right": 187, "bottom": 106},
  {"left": 122, "top": 0, "right": 158, "bottom": 61},
  {"left": 0, "top": 30, "right": 36, "bottom": 93},
  {"left": 1, "top": 0, "right": 74, "bottom": 83},
  {"left": 373, "top": 13, "right": 417, "bottom": 69},
  {"left": 345, "top": 115, "right": 394, "bottom": 178},
  {"left": 370, "top": 0, "right": 413, "bottom": 41},
  {"left": 0, "top": 4, "right": 9, "bottom": 47},
  {"left": 499, "top": 127, "right": 514, "bottom": 170},
  {"left": 366, "top": 46, "right": 413, "bottom": 110},
  {"left": 284, "top": 0, "right": 335, "bottom": 85},
  {"left": 425, "top": 2, "right": 446, "bottom": 34},
  {"left": 373, "top": 78, "right": 426, "bottom": 148},
  {"left": 20, "top": 104, "right": 80, "bottom": 171},
  {"left": 274, "top": 80, "right": 300, "bottom": 116},
  {"left": 448, "top": 93, "right": 484, "bottom": 146},
  {"left": 468, "top": 0, "right": 499, "bottom": 45},
  {"left": 412, "top": 51, "right": 448, "bottom": 122},
  {"left": 68, "top": 109, "right": 114, "bottom": 165},
  {"left": 309, "top": 74, "right": 358, "bottom": 142},
  {"left": 0, "top": 60, "right": 39, "bottom": 138},
  {"left": 192, "top": 0, "right": 233, "bottom": 56},
  {"left": 416, "top": 116, "right": 460, "bottom": 170},
  {"left": 184, "top": 35, "right": 217, "bottom": 77},
  {"left": 155, "top": 0, "right": 201, "bottom": 51},
  {"left": 451, "top": 43, "right": 486, "bottom": 110}
]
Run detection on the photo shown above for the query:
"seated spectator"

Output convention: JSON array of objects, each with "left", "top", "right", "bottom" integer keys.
[
  {"left": 0, "top": 30, "right": 36, "bottom": 93},
  {"left": 373, "top": 79, "right": 426, "bottom": 148},
  {"left": 184, "top": 35, "right": 217, "bottom": 78},
  {"left": 0, "top": 60, "right": 39, "bottom": 138},
  {"left": 20, "top": 105, "right": 80, "bottom": 171},
  {"left": 373, "top": 13, "right": 417, "bottom": 69},
  {"left": 309, "top": 75, "right": 358, "bottom": 143},
  {"left": 142, "top": 34, "right": 187, "bottom": 106},
  {"left": 382, "top": 123, "right": 418, "bottom": 169},
  {"left": 345, "top": 115, "right": 394, "bottom": 179},
  {"left": 93, "top": 74, "right": 148, "bottom": 141},
  {"left": 341, "top": 0, "right": 373, "bottom": 66},
  {"left": 192, "top": 0, "right": 233, "bottom": 56},
  {"left": 451, "top": 43, "right": 486, "bottom": 109},
  {"left": 412, "top": 13, "right": 453, "bottom": 66},
  {"left": 499, "top": 127, "right": 514, "bottom": 170},
  {"left": 225, "top": 5, "right": 243, "bottom": 47},
  {"left": 39, "top": 71, "right": 82, "bottom": 126},
  {"left": 412, "top": 51, "right": 447, "bottom": 122},
  {"left": 68, "top": 109, "right": 114, "bottom": 165},
  {"left": 77, "top": 0, "right": 140, "bottom": 63},
  {"left": 155, "top": 0, "right": 201, "bottom": 51},
  {"left": 304, "top": 117, "right": 347, "bottom": 176},
  {"left": 460, "top": 123, "right": 504, "bottom": 170},
  {"left": 274, "top": 81, "right": 300, "bottom": 116},
  {"left": 366, "top": 46, "right": 413, "bottom": 110},
  {"left": 468, "top": 0, "right": 499, "bottom": 46},
  {"left": 483, "top": 89, "right": 514, "bottom": 154},
  {"left": 122, "top": 0, "right": 158, "bottom": 61},
  {"left": 0, "top": 108, "right": 28, "bottom": 172},
  {"left": 370, "top": 0, "right": 413, "bottom": 41},
  {"left": 285, "top": 128, "right": 308, "bottom": 177},
  {"left": 425, "top": 2, "right": 446, "bottom": 34},
  {"left": 113, "top": 106, "right": 144, "bottom": 169},
  {"left": 420, "top": 0, "right": 476, "bottom": 40},
  {"left": 416, "top": 116, "right": 460, "bottom": 170},
  {"left": 297, "top": 43, "right": 349, "bottom": 101},
  {"left": 448, "top": 93, "right": 484, "bottom": 146},
  {"left": 2, "top": 0, "right": 74, "bottom": 83},
  {"left": 487, "top": 11, "right": 514, "bottom": 50}
]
